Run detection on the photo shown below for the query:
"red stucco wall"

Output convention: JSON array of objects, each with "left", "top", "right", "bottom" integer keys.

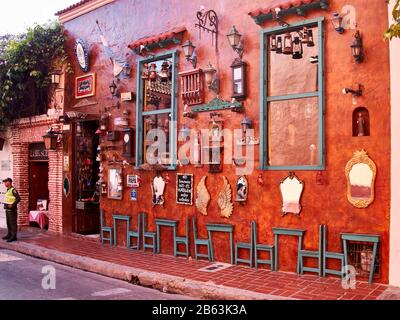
[{"left": 62, "top": 0, "right": 391, "bottom": 283}]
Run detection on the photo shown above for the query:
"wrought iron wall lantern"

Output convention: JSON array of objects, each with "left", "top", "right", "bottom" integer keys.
[
  {"left": 43, "top": 128, "right": 63, "bottom": 150},
  {"left": 331, "top": 12, "right": 344, "bottom": 34},
  {"left": 351, "top": 30, "right": 364, "bottom": 64},
  {"left": 227, "top": 26, "right": 244, "bottom": 59},
  {"left": 270, "top": 28, "right": 314, "bottom": 58},
  {"left": 109, "top": 80, "right": 119, "bottom": 97},
  {"left": 181, "top": 40, "right": 197, "bottom": 68},
  {"left": 283, "top": 32, "right": 293, "bottom": 55},
  {"left": 292, "top": 36, "right": 303, "bottom": 59},
  {"left": 51, "top": 70, "right": 63, "bottom": 88},
  {"left": 342, "top": 84, "right": 363, "bottom": 97},
  {"left": 203, "top": 62, "right": 220, "bottom": 94}
]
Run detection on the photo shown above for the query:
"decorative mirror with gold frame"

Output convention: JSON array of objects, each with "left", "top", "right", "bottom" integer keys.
[
  {"left": 345, "top": 150, "right": 376, "bottom": 208},
  {"left": 280, "top": 172, "right": 304, "bottom": 216},
  {"left": 108, "top": 167, "right": 123, "bottom": 200}
]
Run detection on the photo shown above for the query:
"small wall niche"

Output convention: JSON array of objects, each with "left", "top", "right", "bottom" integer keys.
[{"left": 352, "top": 107, "right": 370, "bottom": 137}]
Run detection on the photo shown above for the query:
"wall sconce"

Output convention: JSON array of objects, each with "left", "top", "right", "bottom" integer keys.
[
  {"left": 331, "top": 12, "right": 344, "bottom": 34},
  {"left": 227, "top": 26, "right": 244, "bottom": 59},
  {"left": 342, "top": 84, "right": 363, "bottom": 97},
  {"left": 50, "top": 70, "right": 63, "bottom": 88},
  {"left": 203, "top": 62, "right": 220, "bottom": 94},
  {"left": 181, "top": 40, "right": 197, "bottom": 68},
  {"left": 109, "top": 80, "right": 118, "bottom": 97},
  {"left": 351, "top": 30, "right": 364, "bottom": 64},
  {"left": 42, "top": 128, "right": 63, "bottom": 150}
]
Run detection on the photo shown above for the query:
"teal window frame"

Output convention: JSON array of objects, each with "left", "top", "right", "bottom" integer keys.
[
  {"left": 135, "top": 49, "right": 179, "bottom": 170},
  {"left": 259, "top": 17, "right": 325, "bottom": 171}
]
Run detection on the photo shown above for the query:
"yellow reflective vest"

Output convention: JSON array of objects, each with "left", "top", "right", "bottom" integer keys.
[{"left": 4, "top": 187, "right": 16, "bottom": 205}]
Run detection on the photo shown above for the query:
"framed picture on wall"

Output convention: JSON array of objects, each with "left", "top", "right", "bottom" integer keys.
[
  {"left": 127, "top": 175, "right": 140, "bottom": 188},
  {"left": 75, "top": 73, "right": 96, "bottom": 99}
]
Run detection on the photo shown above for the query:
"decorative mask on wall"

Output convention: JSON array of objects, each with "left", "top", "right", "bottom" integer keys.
[
  {"left": 280, "top": 172, "right": 304, "bottom": 216},
  {"left": 218, "top": 176, "right": 234, "bottom": 218},
  {"left": 196, "top": 176, "right": 210, "bottom": 216},
  {"left": 345, "top": 150, "right": 376, "bottom": 208},
  {"left": 152, "top": 172, "right": 166, "bottom": 208}
]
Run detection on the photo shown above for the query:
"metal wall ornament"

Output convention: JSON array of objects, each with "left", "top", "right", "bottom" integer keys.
[
  {"left": 152, "top": 172, "right": 166, "bottom": 208},
  {"left": 218, "top": 176, "right": 234, "bottom": 219},
  {"left": 196, "top": 176, "right": 211, "bottom": 216},
  {"left": 195, "top": 7, "right": 219, "bottom": 51},
  {"left": 345, "top": 150, "right": 376, "bottom": 208},
  {"left": 280, "top": 172, "right": 304, "bottom": 216}
]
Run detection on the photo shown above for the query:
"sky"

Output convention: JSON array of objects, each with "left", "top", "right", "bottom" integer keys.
[{"left": 0, "top": 0, "right": 80, "bottom": 35}]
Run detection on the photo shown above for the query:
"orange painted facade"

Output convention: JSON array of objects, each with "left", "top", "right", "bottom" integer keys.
[{"left": 60, "top": 0, "right": 391, "bottom": 283}]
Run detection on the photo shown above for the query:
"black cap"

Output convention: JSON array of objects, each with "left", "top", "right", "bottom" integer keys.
[{"left": 2, "top": 178, "right": 12, "bottom": 183}]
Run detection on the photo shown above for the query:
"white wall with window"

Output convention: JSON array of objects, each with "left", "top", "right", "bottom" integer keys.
[{"left": 0, "top": 130, "right": 13, "bottom": 229}]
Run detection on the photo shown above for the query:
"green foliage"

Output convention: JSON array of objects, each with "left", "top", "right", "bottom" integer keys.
[
  {"left": 385, "top": 0, "right": 400, "bottom": 40},
  {"left": 0, "top": 21, "right": 71, "bottom": 130}
]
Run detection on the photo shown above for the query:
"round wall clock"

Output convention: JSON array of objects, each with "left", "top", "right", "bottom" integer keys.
[{"left": 75, "top": 39, "right": 90, "bottom": 72}]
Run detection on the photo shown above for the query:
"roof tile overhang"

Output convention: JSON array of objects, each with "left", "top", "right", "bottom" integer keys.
[
  {"left": 128, "top": 27, "right": 187, "bottom": 53},
  {"left": 56, "top": 0, "right": 115, "bottom": 24},
  {"left": 248, "top": 0, "right": 329, "bottom": 25}
]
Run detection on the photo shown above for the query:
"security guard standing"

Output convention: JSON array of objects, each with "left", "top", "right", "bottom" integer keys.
[{"left": 2, "top": 178, "right": 21, "bottom": 242}]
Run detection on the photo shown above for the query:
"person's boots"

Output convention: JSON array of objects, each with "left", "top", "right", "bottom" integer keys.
[
  {"left": 2, "top": 235, "right": 10, "bottom": 240},
  {"left": 6, "top": 237, "right": 17, "bottom": 242}
]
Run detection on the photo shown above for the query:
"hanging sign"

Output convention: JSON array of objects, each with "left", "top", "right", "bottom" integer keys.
[{"left": 176, "top": 174, "right": 193, "bottom": 205}]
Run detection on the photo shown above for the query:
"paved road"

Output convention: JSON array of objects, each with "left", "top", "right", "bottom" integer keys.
[{"left": 0, "top": 249, "right": 192, "bottom": 300}]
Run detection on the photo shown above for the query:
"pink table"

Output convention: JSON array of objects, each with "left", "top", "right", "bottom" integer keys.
[{"left": 29, "top": 211, "right": 49, "bottom": 229}]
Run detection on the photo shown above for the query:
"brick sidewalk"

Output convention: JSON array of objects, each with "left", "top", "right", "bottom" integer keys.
[{"left": 0, "top": 228, "right": 391, "bottom": 300}]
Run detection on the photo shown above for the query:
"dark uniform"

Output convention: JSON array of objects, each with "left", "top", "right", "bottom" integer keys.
[{"left": 2, "top": 178, "right": 21, "bottom": 242}]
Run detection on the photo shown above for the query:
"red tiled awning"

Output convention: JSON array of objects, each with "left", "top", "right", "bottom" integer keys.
[
  {"left": 128, "top": 27, "right": 187, "bottom": 51},
  {"left": 248, "top": 0, "right": 329, "bottom": 24}
]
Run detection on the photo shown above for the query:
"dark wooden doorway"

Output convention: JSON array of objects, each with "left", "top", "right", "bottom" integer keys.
[{"left": 29, "top": 162, "right": 49, "bottom": 211}]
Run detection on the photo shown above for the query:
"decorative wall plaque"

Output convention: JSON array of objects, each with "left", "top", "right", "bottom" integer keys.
[
  {"left": 176, "top": 174, "right": 193, "bottom": 205},
  {"left": 218, "top": 176, "right": 234, "bottom": 219},
  {"left": 75, "top": 38, "right": 90, "bottom": 72},
  {"left": 196, "top": 176, "right": 210, "bottom": 216}
]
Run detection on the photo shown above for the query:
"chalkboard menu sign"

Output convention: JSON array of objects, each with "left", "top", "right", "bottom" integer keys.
[{"left": 176, "top": 174, "right": 193, "bottom": 205}]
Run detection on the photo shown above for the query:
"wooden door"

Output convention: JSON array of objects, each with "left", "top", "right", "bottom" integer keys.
[{"left": 29, "top": 162, "right": 49, "bottom": 211}]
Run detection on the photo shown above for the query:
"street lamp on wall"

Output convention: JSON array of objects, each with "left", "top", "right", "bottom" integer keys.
[
  {"left": 181, "top": 40, "right": 197, "bottom": 68},
  {"left": 51, "top": 70, "right": 62, "bottom": 87},
  {"left": 227, "top": 26, "right": 244, "bottom": 59},
  {"left": 331, "top": 12, "right": 344, "bottom": 34},
  {"left": 351, "top": 30, "right": 364, "bottom": 64},
  {"left": 43, "top": 128, "right": 63, "bottom": 151}
]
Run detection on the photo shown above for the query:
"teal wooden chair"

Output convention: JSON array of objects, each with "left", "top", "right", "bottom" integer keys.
[
  {"left": 127, "top": 213, "right": 142, "bottom": 250},
  {"left": 192, "top": 217, "right": 212, "bottom": 261},
  {"left": 253, "top": 221, "right": 274, "bottom": 270},
  {"left": 235, "top": 221, "right": 254, "bottom": 268},
  {"left": 299, "top": 225, "right": 323, "bottom": 276},
  {"left": 142, "top": 212, "right": 156, "bottom": 253},
  {"left": 100, "top": 209, "right": 113, "bottom": 246},
  {"left": 323, "top": 225, "right": 345, "bottom": 278},
  {"left": 174, "top": 218, "right": 190, "bottom": 257}
]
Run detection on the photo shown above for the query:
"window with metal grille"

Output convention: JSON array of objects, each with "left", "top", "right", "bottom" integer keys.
[{"left": 347, "top": 242, "right": 381, "bottom": 279}]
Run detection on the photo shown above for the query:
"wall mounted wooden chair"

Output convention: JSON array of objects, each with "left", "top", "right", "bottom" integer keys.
[
  {"left": 299, "top": 225, "right": 323, "bottom": 276},
  {"left": 100, "top": 209, "right": 113, "bottom": 246},
  {"left": 235, "top": 221, "right": 254, "bottom": 268},
  {"left": 174, "top": 218, "right": 190, "bottom": 258},
  {"left": 323, "top": 225, "right": 345, "bottom": 278},
  {"left": 128, "top": 213, "right": 142, "bottom": 250},
  {"left": 141, "top": 212, "right": 156, "bottom": 253},
  {"left": 192, "top": 217, "right": 212, "bottom": 261},
  {"left": 253, "top": 221, "right": 274, "bottom": 270}
]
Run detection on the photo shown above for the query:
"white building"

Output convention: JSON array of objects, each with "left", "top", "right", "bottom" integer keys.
[{"left": 0, "top": 130, "right": 13, "bottom": 228}]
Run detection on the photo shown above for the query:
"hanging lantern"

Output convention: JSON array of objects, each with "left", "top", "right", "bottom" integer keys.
[
  {"left": 149, "top": 63, "right": 157, "bottom": 81},
  {"left": 276, "top": 36, "right": 283, "bottom": 54},
  {"left": 331, "top": 12, "right": 344, "bottom": 34},
  {"left": 283, "top": 32, "right": 293, "bottom": 55},
  {"left": 307, "top": 29, "right": 315, "bottom": 47},
  {"left": 42, "top": 130, "right": 58, "bottom": 151},
  {"left": 351, "top": 30, "right": 364, "bottom": 64},
  {"left": 300, "top": 27, "right": 309, "bottom": 44},
  {"left": 270, "top": 35, "right": 277, "bottom": 51},
  {"left": 292, "top": 36, "right": 303, "bottom": 60},
  {"left": 158, "top": 61, "right": 170, "bottom": 82}
]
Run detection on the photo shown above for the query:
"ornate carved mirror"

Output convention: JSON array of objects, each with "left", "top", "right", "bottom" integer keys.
[
  {"left": 152, "top": 172, "right": 166, "bottom": 207},
  {"left": 345, "top": 150, "right": 376, "bottom": 208},
  {"left": 236, "top": 176, "right": 248, "bottom": 202},
  {"left": 280, "top": 172, "right": 304, "bottom": 216}
]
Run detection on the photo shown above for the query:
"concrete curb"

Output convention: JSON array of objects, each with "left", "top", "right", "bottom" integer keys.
[{"left": 0, "top": 241, "right": 296, "bottom": 300}]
